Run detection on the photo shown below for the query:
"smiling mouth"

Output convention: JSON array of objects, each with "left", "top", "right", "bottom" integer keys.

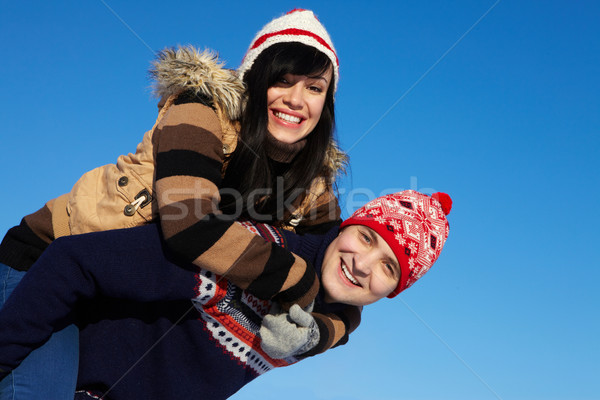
[
  {"left": 273, "top": 111, "right": 303, "bottom": 124},
  {"left": 341, "top": 262, "right": 361, "bottom": 287}
]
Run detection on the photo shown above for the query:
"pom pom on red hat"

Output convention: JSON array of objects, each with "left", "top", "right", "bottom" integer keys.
[{"left": 432, "top": 192, "right": 452, "bottom": 215}]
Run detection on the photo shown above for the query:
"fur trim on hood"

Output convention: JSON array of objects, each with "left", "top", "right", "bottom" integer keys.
[
  {"left": 149, "top": 45, "right": 347, "bottom": 180},
  {"left": 324, "top": 140, "right": 348, "bottom": 180},
  {"left": 150, "top": 46, "right": 245, "bottom": 121}
]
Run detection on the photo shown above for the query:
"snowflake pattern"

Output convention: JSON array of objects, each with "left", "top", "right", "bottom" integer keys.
[
  {"left": 375, "top": 215, "right": 387, "bottom": 224},
  {"left": 394, "top": 232, "right": 406, "bottom": 246},
  {"left": 190, "top": 221, "right": 297, "bottom": 376}
]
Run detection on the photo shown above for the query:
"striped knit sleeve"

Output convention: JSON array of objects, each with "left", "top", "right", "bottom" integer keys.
[
  {"left": 153, "top": 98, "right": 318, "bottom": 309},
  {"left": 301, "top": 305, "right": 362, "bottom": 358},
  {"left": 0, "top": 205, "right": 53, "bottom": 271},
  {"left": 23, "top": 200, "right": 57, "bottom": 244}
]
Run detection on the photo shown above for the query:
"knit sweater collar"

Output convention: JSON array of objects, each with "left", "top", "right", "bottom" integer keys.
[
  {"left": 284, "top": 226, "right": 339, "bottom": 275},
  {"left": 265, "top": 133, "right": 307, "bottom": 163}
]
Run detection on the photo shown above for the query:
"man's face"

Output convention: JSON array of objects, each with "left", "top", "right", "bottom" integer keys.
[{"left": 321, "top": 225, "right": 401, "bottom": 306}]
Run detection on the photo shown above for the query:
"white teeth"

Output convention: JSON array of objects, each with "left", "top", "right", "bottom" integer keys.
[
  {"left": 274, "top": 111, "right": 301, "bottom": 124},
  {"left": 341, "top": 263, "right": 360, "bottom": 286}
]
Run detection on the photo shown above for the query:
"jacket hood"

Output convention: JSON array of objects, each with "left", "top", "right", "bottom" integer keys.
[
  {"left": 150, "top": 46, "right": 347, "bottom": 180},
  {"left": 150, "top": 46, "right": 245, "bottom": 121}
]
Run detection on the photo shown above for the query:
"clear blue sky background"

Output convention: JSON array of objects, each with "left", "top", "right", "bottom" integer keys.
[{"left": 1, "top": 1, "right": 599, "bottom": 399}]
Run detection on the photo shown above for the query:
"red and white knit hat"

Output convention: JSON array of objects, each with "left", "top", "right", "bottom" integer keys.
[
  {"left": 238, "top": 9, "right": 339, "bottom": 92},
  {"left": 340, "top": 190, "right": 452, "bottom": 298}
]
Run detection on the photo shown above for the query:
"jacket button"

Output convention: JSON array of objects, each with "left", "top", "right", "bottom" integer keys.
[
  {"left": 118, "top": 176, "right": 129, "bottom": 187},
  {"left": 124, "top": 204, "right": 136, "bottom": 216}
]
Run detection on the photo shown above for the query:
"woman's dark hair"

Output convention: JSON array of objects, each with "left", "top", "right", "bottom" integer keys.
[{"left": 220, "top": 42, "right": 336, "bottom": 221}]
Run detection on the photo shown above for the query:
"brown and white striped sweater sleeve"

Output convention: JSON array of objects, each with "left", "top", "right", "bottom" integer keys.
[
  {"left": 153, "top": 98, "right": 318, "bottom": 309},
  {"left": 303, "top": 305, "right": 362, "bottom": 357}
]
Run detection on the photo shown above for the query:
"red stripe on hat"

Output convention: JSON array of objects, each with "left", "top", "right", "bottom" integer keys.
[
  {"left": 286, "top": 8, "right": 307, "bottom": 15},
  {"left": 250, "top": 28, "right": 339, "bottom": 67},
  {"left": 286, "top": 9, "right": 322, "bottom": 22}
]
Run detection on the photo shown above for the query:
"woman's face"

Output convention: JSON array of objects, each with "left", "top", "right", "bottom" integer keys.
[
  {"left": 321, "top": 225, "right": 401, "bottom": 306},
  {"left": 266, "top": 66, "right": 333, "bottom": 144}
]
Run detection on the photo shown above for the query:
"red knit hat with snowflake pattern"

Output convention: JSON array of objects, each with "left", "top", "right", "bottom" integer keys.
[
  {"left": 340, "top": 190, "right": 452, "bottom": 298},
  {"left": 237, "top": 9, "right": 339, "bottom": 92}
]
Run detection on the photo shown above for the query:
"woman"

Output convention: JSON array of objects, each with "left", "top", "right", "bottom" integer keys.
[{"left": 0, "top": 9, "right": 356, "bottom": 399}]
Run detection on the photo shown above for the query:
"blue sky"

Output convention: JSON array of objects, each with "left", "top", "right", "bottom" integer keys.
[{"left": 1, "top": 1, "right": 599, "bottom": 399}]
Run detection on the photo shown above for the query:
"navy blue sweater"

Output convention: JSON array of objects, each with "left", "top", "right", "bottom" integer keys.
[{"left": 0, "top": 223, "right": 342, "bottom": 399}]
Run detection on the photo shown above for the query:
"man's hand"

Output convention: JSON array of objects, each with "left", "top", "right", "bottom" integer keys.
[{"left": 259, "top": 303, "right": 319, "bottom": 359}]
